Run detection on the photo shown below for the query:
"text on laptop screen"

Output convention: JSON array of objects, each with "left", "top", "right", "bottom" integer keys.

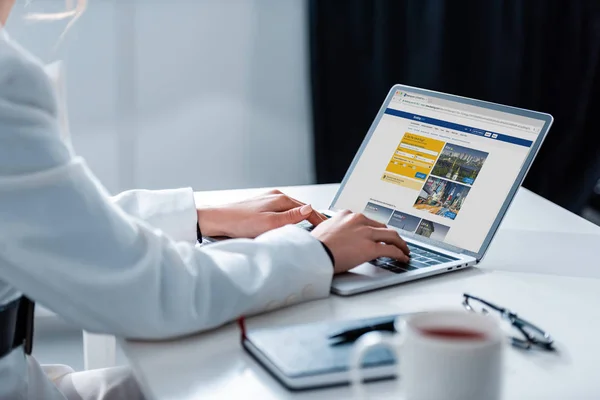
[{"left": 332, "top": 90, "right": 546, "bottom": 253}]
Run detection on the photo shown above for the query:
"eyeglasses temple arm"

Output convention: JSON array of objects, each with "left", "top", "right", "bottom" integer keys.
[{"left": 463, "top": 293, "right": 507, "bottom": 313}]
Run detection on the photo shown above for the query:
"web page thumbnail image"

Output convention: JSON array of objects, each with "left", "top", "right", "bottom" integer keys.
[
  {"left": 413, "top": 176, "right": 471, "bottom": 220},
  {"left": 415, "top": 219, "right": 450, "bottom": 242},
  {"left": 363, "top": 202, "right": 395, "bottom": 224},
  {"left": 431, "top": 143, "right": 489, "bottom": 186},
  {"left": 387, "top": 210, "right": 422, "bottom": 233}
]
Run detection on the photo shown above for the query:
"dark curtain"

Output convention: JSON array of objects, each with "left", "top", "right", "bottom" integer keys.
[{"left": 309, "top": 0, "right": 600, "bottom": 213}]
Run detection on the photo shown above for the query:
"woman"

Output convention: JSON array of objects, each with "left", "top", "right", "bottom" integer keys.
[{"left": 0, "top": 1, "right": 410, "bottom": 399}]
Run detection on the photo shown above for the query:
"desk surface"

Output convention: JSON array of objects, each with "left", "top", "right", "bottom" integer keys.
[{"left": 121, "top": 185, "right": 600, "bottom": 400}]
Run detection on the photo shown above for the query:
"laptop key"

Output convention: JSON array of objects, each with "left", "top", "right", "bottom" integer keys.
[
  {"left": 386, "top": 260, "right": 407, "bottom": 269},
  {"left": 371, "top": 258, "right": 406, "bottom": 267},
  {"left": 408, "top": 260, "right": 430, "bottom": 269},
  {"left": 370, "top": 258, "right": 389, "bottom": 267},
  {"left": 380, "top": 264, "right": 408, "bottom": 274},
  {"left": 372, "top": 257, "right": 427, "bottom": 272},
  {"left": 389, "top": 259, "right": 421, "bottom": 271},
  {"left": 395, "top": 261, "right": 417, "bottom": 271},
  {"left": 391, "top": 259, "right": 421, "bottom": 271},
  {"left": 297, "top": 221, "right": 315, "bottom": 232}
]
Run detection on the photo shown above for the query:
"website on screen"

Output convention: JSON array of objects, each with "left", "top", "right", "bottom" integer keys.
[{"left": 333, "top": 90, "right": 545, "bottom": 253}]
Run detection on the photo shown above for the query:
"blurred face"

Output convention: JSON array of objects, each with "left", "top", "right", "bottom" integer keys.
[{"left": 0, "top": 0, "right": 15, "bottom": 26}]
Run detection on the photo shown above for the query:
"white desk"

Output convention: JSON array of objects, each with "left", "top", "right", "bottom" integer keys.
[{"left": 121, "top": 185, "right": 600, "bottom": 399}]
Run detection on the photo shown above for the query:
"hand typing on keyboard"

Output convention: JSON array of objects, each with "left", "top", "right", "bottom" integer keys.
[
  {"left": 197, "top": 189, "right": 327, "bottom": 238},
  {"left": 310, "top": 210, "right": 411, "bottom": 275}
]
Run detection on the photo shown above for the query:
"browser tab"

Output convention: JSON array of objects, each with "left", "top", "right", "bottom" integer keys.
[{"left": 403, "top": 93, "right": 429, "bottom": 102}]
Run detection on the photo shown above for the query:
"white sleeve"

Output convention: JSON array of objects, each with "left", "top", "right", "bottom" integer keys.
[
  {"left": 111, "top": 189, "right": 198, "bottom": 243},
  {"left": 0, "top": 35, "right": 333, "bottom": 340}
]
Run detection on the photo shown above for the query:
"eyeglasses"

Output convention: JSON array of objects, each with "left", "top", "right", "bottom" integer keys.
[{"left": 462, "top": 293, "right": 555, "bottom": 351}]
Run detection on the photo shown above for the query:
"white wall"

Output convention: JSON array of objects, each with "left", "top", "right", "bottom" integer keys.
[{"left": 6, "top": 0, "right": 314, "bottom": 193}]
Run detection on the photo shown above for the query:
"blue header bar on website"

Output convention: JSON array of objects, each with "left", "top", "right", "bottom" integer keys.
[{"left": 384, "top": 108, "right": 534, "bottom": 147}]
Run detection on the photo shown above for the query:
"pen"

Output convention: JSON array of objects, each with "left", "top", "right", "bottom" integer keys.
[
  {"left": 237, "top": 316, "right": 247, "bottom": 342},
  {"left": 328, "top": 319, "right": 396, "bottom": 344}
]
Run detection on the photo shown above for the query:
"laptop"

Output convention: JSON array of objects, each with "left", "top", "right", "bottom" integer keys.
[{"left": 298, "top": 84, "right": 553, "bottom": 296}]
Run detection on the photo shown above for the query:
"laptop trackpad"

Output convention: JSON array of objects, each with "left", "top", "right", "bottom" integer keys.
[{"left": 333, "top": 262, "right": 396, "bottom": 284}]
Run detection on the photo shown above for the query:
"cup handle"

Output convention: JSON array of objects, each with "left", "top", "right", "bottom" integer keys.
[{"left": 349, "top": 331, "right": 403, "bottom": 400}]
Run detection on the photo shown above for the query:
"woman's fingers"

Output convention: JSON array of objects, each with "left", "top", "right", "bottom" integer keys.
[
  {"left": 270, "top": 193, "right": 306, "bottom": 211},
  {"left": 307, "top": 211, "right": 328, "bottom": 226},
  {"left": 349, "top": 213, "right": 387, "bottom": 229},
  {"left": 369, "top": 228, "right": 411, "bottom": 257},
  {"left": 269, "top": 193, "right": 328, "bottom": 224},
  {"left": 373, "top": 243, "right": 411, "bottom": 263}
]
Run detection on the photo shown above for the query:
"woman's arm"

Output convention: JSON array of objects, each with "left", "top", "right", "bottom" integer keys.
[
  {"left": 111, "top": 188, "right": 198, "bottom": 243},
  {"left": 111, "top": 188, "right": 329, "bottom": 244},
  {"left": 0, "top": 36, "right": 333, "bottom": 339}
]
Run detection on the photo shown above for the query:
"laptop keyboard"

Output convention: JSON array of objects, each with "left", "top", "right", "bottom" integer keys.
[
  {"left": 372, "top": 243, "right": 457, "bottom": 273},
  {"left": 297, "top": 221, "right": 457, "bottom": 273}
]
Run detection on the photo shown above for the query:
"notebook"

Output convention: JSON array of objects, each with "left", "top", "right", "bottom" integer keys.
[{"left": 243, "top": 315, "right": 401, "bottom": 390}]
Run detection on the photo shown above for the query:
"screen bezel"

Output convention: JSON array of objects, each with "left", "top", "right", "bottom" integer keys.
[{"left": 329, "top": 84, "right": 554, "bottom": 261}]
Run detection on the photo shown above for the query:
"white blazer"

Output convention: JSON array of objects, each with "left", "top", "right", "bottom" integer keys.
[{"left": 0, "top": 30, "right": 332, "bottom": 399}]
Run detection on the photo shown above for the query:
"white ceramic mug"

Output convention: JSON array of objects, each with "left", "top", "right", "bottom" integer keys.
[{"left": 349, "top": 311, "right": 504, "bottom": 400}]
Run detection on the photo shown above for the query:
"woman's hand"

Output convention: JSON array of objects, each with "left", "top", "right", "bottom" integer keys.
[
  {"left": 311, "top": 210, "right": 410, "bottom": 274},
  {"left": 197, "top": 189, "right": 327, "bottom": 238}
]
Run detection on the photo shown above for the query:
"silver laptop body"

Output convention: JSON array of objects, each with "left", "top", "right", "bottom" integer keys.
[{"left": 320, "top": 84, "right": 553, "bottom": 296}]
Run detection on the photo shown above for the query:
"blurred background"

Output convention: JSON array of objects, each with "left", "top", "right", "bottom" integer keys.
[
  {"left": 6, "top": 0, "right": 600, "bottom": 369},
  {"left": 8, "top": 0, "right": 315, "bottom": 194}
]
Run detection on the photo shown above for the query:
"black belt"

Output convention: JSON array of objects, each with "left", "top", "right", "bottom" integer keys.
[{"left": 0, "top": 296, "right": 35, "bottom": 359}]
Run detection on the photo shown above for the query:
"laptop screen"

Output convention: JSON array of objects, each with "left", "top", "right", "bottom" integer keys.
[{"left": 331, "top": 88, "right": 549, "bottom": 255}]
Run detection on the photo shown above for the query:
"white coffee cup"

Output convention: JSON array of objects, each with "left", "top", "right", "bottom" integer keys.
[{"left": 349, "top": 311, "right": 504, "bottom": 400}]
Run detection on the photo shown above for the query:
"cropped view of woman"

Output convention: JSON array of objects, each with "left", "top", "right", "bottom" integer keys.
[{"left": 0, "top": 1, "right": 410, "bottom": 399}]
